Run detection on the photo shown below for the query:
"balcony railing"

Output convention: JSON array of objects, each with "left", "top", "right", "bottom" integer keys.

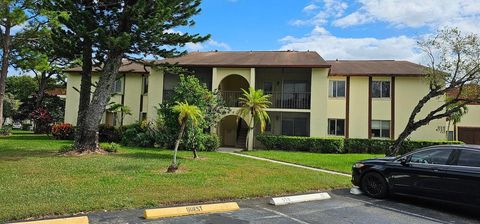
[{"left": 220, "top": 91, "right": 311, "bottom": 109}]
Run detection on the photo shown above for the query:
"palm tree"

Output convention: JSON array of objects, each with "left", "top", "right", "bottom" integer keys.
[
  {"left": 106, "top": 102, "right": 132, "bottom": 126},
  {"left": 168, "top": 101, "right": 203, "bottom": 172},
  {"left": 237, "top": 87, "right": 271, "bottom": 150}
]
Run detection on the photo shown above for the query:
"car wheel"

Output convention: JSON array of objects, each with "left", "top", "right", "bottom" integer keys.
[{"left": 361, "top": 172, "right": 388, "bottom": 198}]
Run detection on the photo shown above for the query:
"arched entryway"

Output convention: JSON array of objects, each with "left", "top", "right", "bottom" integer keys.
[
  {"left": 218, "top": 115, "right": 249, "bottom": 148},
  {"left": 218, "top": 74, "right": 249, "bottom": 107}
]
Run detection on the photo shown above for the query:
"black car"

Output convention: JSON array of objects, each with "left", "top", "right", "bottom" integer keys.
[{"left": 352, "top": 145, "right": 480, "bottom": 206}]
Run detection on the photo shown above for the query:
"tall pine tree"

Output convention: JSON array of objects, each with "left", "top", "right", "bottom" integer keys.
[{"left": 43, "top": 0, "right": 209, "bottom": 152}]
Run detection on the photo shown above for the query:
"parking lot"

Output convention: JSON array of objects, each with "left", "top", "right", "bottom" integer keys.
[{"left": 88, "top": 189, "right": 479, "bottom": 224}]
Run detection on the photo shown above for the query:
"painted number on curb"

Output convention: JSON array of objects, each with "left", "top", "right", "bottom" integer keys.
[
  {"left": 186, "top": 205, "right": 203, "bottom": 213},
  {"left": 281, "top": 197, "right": 291, "bottom": 203}
]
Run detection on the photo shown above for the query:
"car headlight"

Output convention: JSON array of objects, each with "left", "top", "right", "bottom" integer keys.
[{"left": 353, "top": 163, "right": 365, "bottom": 168}]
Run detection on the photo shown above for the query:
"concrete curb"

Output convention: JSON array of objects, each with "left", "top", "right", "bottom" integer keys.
[
  {"left": 221, "top": 152, "right": 351, "bottom": 177},
  {"left": 10, "top": 216, "right": 89, "bottom": 224},
  {"left": 144, "top": 202, "right": 240, "bottom": 219},
  {"left": 269, "top": 192, "right": 331, "bottom": 206}
]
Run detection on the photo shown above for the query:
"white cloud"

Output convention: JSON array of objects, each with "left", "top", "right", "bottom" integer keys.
[
  {"left": 207, "top": 40, "right": 232, "bottom": 51},
  {"left": 290, "top": 0, "right": 348, "bottom": 26},
  {"left": 333, "top": 0, "right": 480, "bottom": 33},
  {"left": 303, "top": 4, "right": 318, "bottom": 12},
  {"left": 280, "top": 26, "right": 421, "bottom": 61}
]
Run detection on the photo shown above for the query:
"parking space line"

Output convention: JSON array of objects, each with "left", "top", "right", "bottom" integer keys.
[
  {"left": 257, "top": 206, "right": 312, "bottom": 224},
  {"left": 343, "top": 196, "right": 450, "bottom": 224}
]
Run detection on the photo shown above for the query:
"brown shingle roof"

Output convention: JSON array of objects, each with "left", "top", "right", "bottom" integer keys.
[
  {"left": 327, "top": 60, "right": 427, "bottom": 76},
  {"left": 65, "top": 60, "right": 150, "bottom": 73},
  {"left": 156, "top": 51, "right": 330, "bottom": 68}
]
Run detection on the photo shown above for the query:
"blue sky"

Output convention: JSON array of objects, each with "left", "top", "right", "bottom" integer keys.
[{"left": 178, "top": 0, "right": 480, "bottom": 62}]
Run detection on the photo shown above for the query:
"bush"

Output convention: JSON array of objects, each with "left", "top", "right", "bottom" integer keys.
[
  {"left": 257, "top": 134, "right": 463, "bottom": 155},
  {"left": 100, "top": 142, "right": 120, "bottom": 153},
  {"left": 29, "top": 107, "right": 53, "bottom": 134},
  {"left": 21, "top": 123, "right": 32, "bottom": 131},
  {"left": 121, "top": 123, "right": 156, "bottom": 147},
  {"left": 98, "top": 124, "right": 121, "bottom": 143},
  {"left": 59, "top": 144, "right": 75, "bottom": 153},
  {"left": 257, "top": 134, "right": 344, "bottom": 153},
  {"left": 51, "top": 123, "right": 75, "bottom": 140},
  {"left": 0, "top": 125, "right": 12, "bottom": 136},
  {"left": 198, "top": 133, "right": 220, "bottom": 151},
  {"left": 344, "top": 138, "right": 463, "bottom": 155}
]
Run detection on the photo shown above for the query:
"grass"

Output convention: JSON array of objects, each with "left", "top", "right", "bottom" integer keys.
[
  {"left": 243, "top": 150, "right": 385, "bottom": 174},
  {"left": 0, "top": 133, "right": 350, "bottom": 222}
]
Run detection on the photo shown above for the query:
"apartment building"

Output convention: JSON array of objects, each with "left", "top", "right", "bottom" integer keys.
[{"left": 65, "top": 51, "right": 448, "bottom": 149}]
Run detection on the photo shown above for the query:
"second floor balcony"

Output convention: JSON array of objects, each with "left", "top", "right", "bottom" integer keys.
[{"left": 220, "top": 91, "right": 311, "bottom": 109}]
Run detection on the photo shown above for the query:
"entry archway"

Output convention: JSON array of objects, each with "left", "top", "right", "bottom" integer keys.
[
  {"left": 218, "top": 74, "right": 249, "bottom": 107},
  {"left": 217, "top": 115, "right": 249, "bottom": 148}
]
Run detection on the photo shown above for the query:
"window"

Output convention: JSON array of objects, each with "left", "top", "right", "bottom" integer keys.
[
  {"left": 263, "top": 82, "right": 273, "bottom": 94},
  {"left": 112, "top": 77, "right": 123, "bottom": 94},
  {"left": 328, "top": 119, "right": 345, "bottom": 136},
  {"left": 409, "top": 149, "right": 453, "bottom": 165},
  {"left": 281, "top": 118, "right": 308, "bottom": 136},
  {"left": 329, "top": 80, "right": 346, "bottom": 97},
  {"left": 142, "top": 76, "right": 149, "bottom": 94},
  {"left": 371, "top": 120, "right": 390, "bottom": 138},
  {"left": 372, "top": 81, "right": 390, "bottom": 98},
  {"left": 140, "top": 112, "right": 147, "bottom": 121},
  {"left": 457, "top": 150, "right": 480, "bottom": 167}
]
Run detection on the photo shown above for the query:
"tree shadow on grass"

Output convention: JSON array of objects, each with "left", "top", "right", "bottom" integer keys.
[
  {"left": 113, "top": 151, "right": 175, "bottom": 160},
  {"left": 0, "top": 149, "right": 57, "bottom": 161}
]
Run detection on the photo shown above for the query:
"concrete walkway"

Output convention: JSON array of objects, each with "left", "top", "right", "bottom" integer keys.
[{"left": 219, "top": 152, "right": 351, "bottom": 177}]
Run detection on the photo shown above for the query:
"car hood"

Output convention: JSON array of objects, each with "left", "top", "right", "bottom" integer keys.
[{"left": 360, "top": 156, "right": 397, "bottom": 164}]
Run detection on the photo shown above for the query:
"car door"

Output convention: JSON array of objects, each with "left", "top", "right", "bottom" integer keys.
[
  {"left": 388, "top": 148, "right": 454, "bottom": 199},
  {"left": 443, "top": 149, "right": 480, "bottom": 206}
]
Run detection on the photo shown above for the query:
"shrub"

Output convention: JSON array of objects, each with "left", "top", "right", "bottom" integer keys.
[
  {"left": 198, "top": 133, "right": 220, "bottom": 151},
  {"left": 256, "top": 134, "right": 344, "bottom": 153},
  {"left": 21, "top": 123, "right": 32, "bottom": 131},
  {"left": 344, "top": 138, "right": 463, "bottom": 155},
  {"left": 100, "top": 142, "right": 120, "bottom": 153},
  {"left": 257, "top": 134, "right": 463, "bottom": 155},
  {"left": 59, "top": 144, "right": 75, "bottom": 153},
  {"left": 51, "top": 123, "right": 75, "bottom": 140},
  {"left": 121, "top": 123, "right": 156, "bottom": 147},
  {"left": 0, "top": 125, "right": 12, "bottom": 136},
  {"left": 98, "top": 124, "right": 121, "bottom": 143},
  {"left": 29, "top": 107, "right": 53, "bottom": 134}
]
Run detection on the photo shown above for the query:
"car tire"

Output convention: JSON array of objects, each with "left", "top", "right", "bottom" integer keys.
[{"left": 361, "top": 172, "right": 388, "bottom": 199}]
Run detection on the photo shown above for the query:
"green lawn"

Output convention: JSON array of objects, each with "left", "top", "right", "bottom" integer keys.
[
  {"left": 0, "top": 133, "right": 350, "bottom": 222},
  {"left": 243, "top": 150, "right": 385, "bottom": 174}
]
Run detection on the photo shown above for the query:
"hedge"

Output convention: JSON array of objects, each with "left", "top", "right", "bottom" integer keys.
[
  {"left": 344, "top": 138, "right": 464, "bottom": 155},
  {"left": 257, "top": 134, "right": 463, "bottom": 155},
  {"left": 256, "top": 134, "right": 344, "bottom": 153}
]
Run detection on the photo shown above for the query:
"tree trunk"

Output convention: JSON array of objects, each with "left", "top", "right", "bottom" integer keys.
[
  {"left": 0, "top": 24, "right": 11, "bottom": 129},
  {"left": 75, "top": 52, "right": 123, "bottom": 152},
  {"left": 35, "top": 71, "right": 48, "bottom": 108},
  {"left": 74, "top": 37, "right": 94, "bottom": 150},
  {"left": 173, "top": 122, "right": 186, "bottom": 165}
]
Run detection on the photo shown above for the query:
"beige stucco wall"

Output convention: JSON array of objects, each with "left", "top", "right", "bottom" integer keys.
[
  {"left": 213, "top": 68, "right": 252, "bottom": 91},
  {"left": 310, "top": 68, "right": 329, "bottom": 137},
  {"left": 146, "top": 68, "right": 164, "bottom": 122},
  {"left": 395, "top": 77, "right": 446, "bottom": 140},
  {"left": 455, "top": 105, "right": 480, "bottom": 128},
  {"left": 65, "top": 72, "right": 150, "bottom": 126},
  {"left": 327, "top": 76, "right": 346, "bottom": 127},
  {"left": 349, "top": 76, "right": 369, "bottom": 138}
]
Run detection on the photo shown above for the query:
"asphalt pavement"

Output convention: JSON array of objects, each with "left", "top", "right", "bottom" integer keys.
[{"left": 87, "top": 188, "right": 480, "bottom": 224}]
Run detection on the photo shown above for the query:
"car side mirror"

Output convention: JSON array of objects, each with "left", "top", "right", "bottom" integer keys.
[{"left": 399, "top": 157, "right": 408, "bottom": 166}]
